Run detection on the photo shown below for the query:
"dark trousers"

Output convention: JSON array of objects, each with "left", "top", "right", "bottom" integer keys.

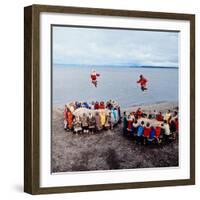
[{"left": 136, "top": 136, "right": 143, "bottom": 144}]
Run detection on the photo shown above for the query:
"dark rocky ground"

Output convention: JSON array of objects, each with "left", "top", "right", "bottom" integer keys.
[{"left": 51, "top": 106, "right": 178, "bottom": 173}]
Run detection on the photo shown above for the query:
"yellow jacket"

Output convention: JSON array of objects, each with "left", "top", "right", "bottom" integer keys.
[{"left": 100, "top": 112, "right": 106, "bottom": 126}]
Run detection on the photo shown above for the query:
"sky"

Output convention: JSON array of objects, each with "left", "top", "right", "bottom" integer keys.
[{"left": 52, "top": 26, "right": 179, "bottom": 67}]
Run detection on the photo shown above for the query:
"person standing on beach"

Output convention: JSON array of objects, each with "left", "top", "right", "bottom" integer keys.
[
  {"left": 137, "top": 74, "right": 148, "bottom": 91},
  {"left": 163, "top": 120, "right": 171, "bottom": 143},
  {"left": 164, "top": 110, "right": 172, "bottom": 123},
  {"left": 63, "top": 105, "right": 68, "bottom": 130},
  {"left": 100, "top": 111, "right": 106, "bottom": 128},
  {"left": 88, "top": 113, "right": 96, "bottom": 133},
  {"left": 143, "top": 122, "right": 151, "bottom": 145},
  {"left": 73, "top": 116, "right": 82, "bottom": 134},
  {"left": 90, "top": 69, "right": 100, "bottom": 87},
  {"left": 136, "top": 121, "right": 144, "bottom": 144},
  {"left": 95, "top": 112, "right": 102, "bottom": 131},
  {"left": 66, "top": 109, "right": 73, "bottom": 130},
  {"left": 81, "top": 113, "right": 89, "bottom": 133}
]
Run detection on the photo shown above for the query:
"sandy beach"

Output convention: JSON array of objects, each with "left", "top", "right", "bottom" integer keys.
[{"left": 51, "top": 101, "right": 178, "bottom": 173}]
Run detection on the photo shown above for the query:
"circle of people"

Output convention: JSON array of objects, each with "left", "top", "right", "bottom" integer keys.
[
  {"left": 64, "top": 100, "right": 121, "bottom": 134},
  {"left": 123, "top": 108, "right": 179, "bottom": 145}
]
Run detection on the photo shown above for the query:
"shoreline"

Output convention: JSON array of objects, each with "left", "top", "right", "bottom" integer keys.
[
  {"left": 53, "top": 101, "right": 178, "bottom": 113},
  {"left": 123, "top": 101, "right": 178, "bottom": 113}
]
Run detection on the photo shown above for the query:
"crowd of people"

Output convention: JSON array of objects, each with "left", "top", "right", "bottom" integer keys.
[
  {"left": 63, "top": 100, "right": 179, "bottom": 145},
  {"left": 63, "top": 100, "right": 121, "bottom": 134},
  {"left": 123, "top": 108, "right": 179, "bottom": 145}
]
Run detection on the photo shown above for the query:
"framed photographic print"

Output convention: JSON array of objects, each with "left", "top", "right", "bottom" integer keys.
[{"left": 24, "top": 4, "right": 195, "bottom": 194}]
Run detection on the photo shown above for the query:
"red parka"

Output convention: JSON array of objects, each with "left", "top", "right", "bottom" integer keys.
[
  {"left": 91, "top": 73, "right": 100, "bottom": 81},
  {"left": 143, "top": 126, "right": 151, "bottom": 137},
  {"left": 137, "top": 77, "right": 147, "bottom": 87},
  {"left": 155, "top": 126, "right": 161, "bottom": 138}
]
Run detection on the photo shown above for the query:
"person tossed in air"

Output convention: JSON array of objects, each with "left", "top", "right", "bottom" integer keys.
[
  {"left": 90, "top": 69, "right": 100, "bottom": 87},
  {"left": 137, "top": 74, "right": 148, "bottom": 91}
]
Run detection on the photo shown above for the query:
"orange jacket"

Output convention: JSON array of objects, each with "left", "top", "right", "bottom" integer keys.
[{"left": 67, "top": 111, "right": 73, "bottom": 128}]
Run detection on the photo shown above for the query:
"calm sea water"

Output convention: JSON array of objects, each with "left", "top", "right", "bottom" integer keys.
[{"left": 52, "top": 66, "right": 178, "bottom": 108}]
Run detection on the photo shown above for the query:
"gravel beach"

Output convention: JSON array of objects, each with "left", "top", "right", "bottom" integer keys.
[{"left": 51, "top": 101, "right": 178, "bottom": 173}]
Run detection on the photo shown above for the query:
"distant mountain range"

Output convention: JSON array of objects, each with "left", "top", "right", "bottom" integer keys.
[
  {"left": 54, "top": 63, "right": 178, "bottom": 69},
  {"left": 136, "top": 65, "right": 178, "bottom": 69}
]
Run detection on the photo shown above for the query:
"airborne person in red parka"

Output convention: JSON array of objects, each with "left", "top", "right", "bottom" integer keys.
[
  {"left": 91, "top": 69, "right": 100, "bottom": 87},
  {"left": 137, "top": 74, "right": 148, "bottom": 91}
]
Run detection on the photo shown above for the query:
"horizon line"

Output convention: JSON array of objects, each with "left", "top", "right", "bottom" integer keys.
[{"left": 53, "top": 63, "right": 179, "bottom": 68}]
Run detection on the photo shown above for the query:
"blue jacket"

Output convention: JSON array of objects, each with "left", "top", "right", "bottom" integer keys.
[
  {"left": 149, "top": 128, "right": 155, "bottom": 139},
  {"left": 137, "top": 125, "right": 144, "bottom": 137},
  {"left": 114, "top": 109, "right": 118, "bottom": 121},
  {"left": 111, "top": 110, "right": 116, "bottom": 123}
]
